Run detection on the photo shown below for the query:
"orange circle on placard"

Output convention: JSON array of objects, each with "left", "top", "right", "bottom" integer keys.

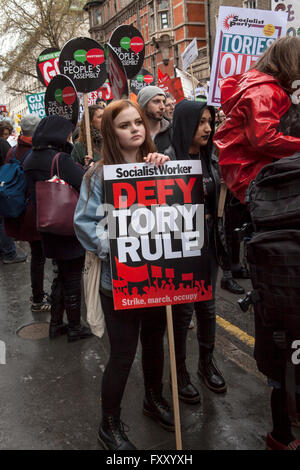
[{"left": 264, "top": 24, "right": 275, "bottom": 36}]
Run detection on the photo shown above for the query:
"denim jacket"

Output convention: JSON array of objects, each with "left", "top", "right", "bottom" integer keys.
[{"left": 74, "top": 168, "right": 112, "bottom": 291}]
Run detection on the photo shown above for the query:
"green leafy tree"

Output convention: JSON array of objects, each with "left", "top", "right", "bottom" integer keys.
[{"left": 0, "top": 0, "right": 87, "bottom": 94}]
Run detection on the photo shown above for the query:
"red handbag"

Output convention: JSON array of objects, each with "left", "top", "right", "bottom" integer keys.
[{"left": 36, "top": 153, "right": 79, "bottom": 237}]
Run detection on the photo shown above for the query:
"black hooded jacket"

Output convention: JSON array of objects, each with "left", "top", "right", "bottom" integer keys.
[
  {"left": 24, "top": 116, "right": 84, "bottom": 260},
  {"left": 165, "top": 100, "right": 227, "bottom": 268}
]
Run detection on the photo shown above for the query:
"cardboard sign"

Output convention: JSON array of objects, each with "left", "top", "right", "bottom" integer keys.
[
  {"left": 104, "top": 160, "right": 211, "bottom": 310},
  {"left": 36, "top": 48, "right": 60, "bottom": 87},
  {"left": 271, "top": 0, "right": 300, "bottom": 37},
  {"left": 181, "top": 38, "right": 198, "bottom": 71},
  {"left": 106, "top": 43, "right": 129, "bottom": 99},
  {"left": 109, "top": 25, "right": 145, "bottom": 79},
  {"left": 45, "top": 74, "right": 79, "bottom": 126},
  {"left": 130, "top": 69, "right": 154, "bottom": 95},
  {"left": 158, "top": 78, "right": 185, "bottom": 104},
  {"left": 26, "top": 93, "right": 46, "bottom": 119},
  {"left": 208, "top": 6, "right": 287, "bottom": 106},
  {"left": 59, "top": 37, "right": 107, "bottom": 93}
]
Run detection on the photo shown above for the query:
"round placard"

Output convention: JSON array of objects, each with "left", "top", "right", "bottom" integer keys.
[
  {"left": 130, "top": 69, "right": 154, "bottom": 95},
  {"left": 109, "top": 25, "right": 145, "bottom": 79},
  {"left": 45, "top": 74, "right": 79, "bottom": 126},
  {"left": 59, "top": 37, "right": 107, "bottom": 93}
]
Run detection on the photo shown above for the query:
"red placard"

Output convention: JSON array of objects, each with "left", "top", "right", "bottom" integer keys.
[{"left": 158, "top": 78, "right": 185, "bottom": 104}]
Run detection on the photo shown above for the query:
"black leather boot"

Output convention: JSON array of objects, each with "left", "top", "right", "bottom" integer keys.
[
  {"left": 220, "top": 278, "right": 245, "bottom": 294},
  {"left": 49, "top": 277, "right": 67, "bottom": 339},
  {"left": 198, "top": 347, "right": 227, "bottom": 393},
  {"left": 176, "top": 364, "right": 201, "bottom": 404},
  {"left": 143, "top": 387, "right": 175, "bottom": 431},
  {"left": 63, "top": 290, "right": 93, "bottom": 342},
  {"left": 98, "top": 413, "right": 137, "bottom": 450},
  {"left": 67, "top": 324, "right": 93, "bottom": 343}
]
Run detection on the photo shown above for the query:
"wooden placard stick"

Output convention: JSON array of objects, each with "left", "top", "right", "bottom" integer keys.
[
  {"left": 83, "top": 93, "right": 93, "bottom": 157},
  {"left": 218, "top": 182, "right": 227, "bottom": 218},
  {"left": 166, "top": 304, "right": 182, "bottom": 450},
  {"left": 190, "top": 65, "right": 196, "bottom": 101}
]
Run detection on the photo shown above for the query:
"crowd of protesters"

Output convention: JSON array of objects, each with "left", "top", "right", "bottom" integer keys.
[{"left": 1, "top": 35, "right": 300, "bottom": 451}]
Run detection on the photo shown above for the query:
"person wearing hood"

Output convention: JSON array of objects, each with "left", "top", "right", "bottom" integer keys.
[
  {"left": 214, "top": 36, "right": 300, "bottom": 204},
  {"left": 166, "top": 100, "right": 227, "bottom": 402},
  {"left": 137, "top": 86, "right": 172, "bottom": 153},
  {"left": 24, "top": 115, "right": 93, "bottom": 342}
]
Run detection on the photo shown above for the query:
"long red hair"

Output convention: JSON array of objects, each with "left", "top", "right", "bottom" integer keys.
[{"left": 85, "top": 99, "right": 156, "bottom": 195}]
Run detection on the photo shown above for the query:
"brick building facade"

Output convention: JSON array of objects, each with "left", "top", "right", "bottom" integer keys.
[{"left": 83, "top": 0, "right": 272, "bottom": 82}]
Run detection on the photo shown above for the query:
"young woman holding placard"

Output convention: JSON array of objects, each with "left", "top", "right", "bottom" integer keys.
[{"left": 74, "top": 99, "right": 172, "bottom": 451}]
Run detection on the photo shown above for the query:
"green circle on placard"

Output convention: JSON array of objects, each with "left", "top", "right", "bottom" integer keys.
[{"left": 54, "top": 89, "right": 63, "bottom": 103}]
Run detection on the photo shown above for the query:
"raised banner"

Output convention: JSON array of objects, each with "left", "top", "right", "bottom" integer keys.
[
  {"left": 104, "top": 160, "right": 211, "bottom": 310},
  {"left": 207, "top": 6, "right": 287, "bottom": 107}
]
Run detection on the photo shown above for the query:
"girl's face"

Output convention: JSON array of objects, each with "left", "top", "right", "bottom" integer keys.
[
  {"left": 191, "top": 108, "right": 212, "bottom": 148},
  {"left": 91, "top": 108, "right": 104, "bottom": 131},
  {"left": 113, "top": 106, "right": 146, "bottom": 151}
]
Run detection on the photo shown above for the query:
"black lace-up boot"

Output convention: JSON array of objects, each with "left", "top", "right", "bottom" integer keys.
[
  {"left": 176, "top": 363, "right": 201, "bottom": 404},
  {"left": 198, "top": 347, "right": 227, "bottom": 393},
  {"left": 143, "top": 387, "right": 175, "bottom": 431},
  {"left": 98, "top": 413, "right": 137, "bottom": 450}
]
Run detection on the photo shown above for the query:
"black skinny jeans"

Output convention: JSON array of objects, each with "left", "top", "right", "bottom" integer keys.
[
  {"left": 100, "top": 293, "right": 166, "bottom": 416},
  {"left": 172, "top": 220, "right": 219, "bottom": 366},
  {"left": 29, "top": 240, "right": 46, "bottom": 303},
  {"left": 50, "top": 256, "right": 85, "bottom": 328}
]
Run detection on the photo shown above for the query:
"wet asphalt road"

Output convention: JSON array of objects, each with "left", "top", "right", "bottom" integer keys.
[{"left": 0, "top": 242, "right": 299, "bottom": 450}]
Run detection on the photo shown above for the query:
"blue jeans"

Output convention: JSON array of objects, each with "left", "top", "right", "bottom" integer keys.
[{"left": 0, "top": 217, "right": 16, "bottom": 260}]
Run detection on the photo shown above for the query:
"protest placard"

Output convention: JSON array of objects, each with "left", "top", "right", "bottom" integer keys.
[
  {"left": 207, "top": 6, "right": 287, "bottom": 106},
  {"left": 181, "top": 38, "right": 198, "bottom": 71},
  {"left": 45, "top": 74, "right": 79, "bottom": 126},
  {"left": 36, "top": 48, "right": 60, "bottom": 87},
  {"left": 26, "top": 93, "right": 46, "bottom": 119},
  {"left": 106, "top": 43, "right": 129, "bottom": 99},
  {"left": 109, "top": 25, "right": 145, "bottom": 79},
  {"left": 130, "top": 69, "right": 154, "bottom": 95},
  {"left": 104, "top": 160, "right": 210, "bottom": 311},
  {"left": 271, "top": 0, "right": 300, "bottom": 37}
]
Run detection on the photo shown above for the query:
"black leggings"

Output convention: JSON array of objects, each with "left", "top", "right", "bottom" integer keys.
[
  {"left": 100, "top": 293, "right": 166, "bottom": 416},
  {"left": 29, "top": 240, "right": 46, "bottom": 303}
]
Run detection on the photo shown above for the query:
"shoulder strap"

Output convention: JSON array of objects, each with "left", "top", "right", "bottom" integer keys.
[
  {"left": 50, "top": 153, "right": 62, "bottom": 178},
  {"left": 20, "top": 149, "right": 32, "bottom": 165}
]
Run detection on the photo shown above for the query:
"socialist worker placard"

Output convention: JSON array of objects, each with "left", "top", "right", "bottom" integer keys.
[{"left": 104, "top": 161, "right": 212, "bottom": 310}]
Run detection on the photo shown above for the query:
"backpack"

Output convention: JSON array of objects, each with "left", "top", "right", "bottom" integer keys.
[
  {"left": 0, "top": 147, "right": 32, "bottom": 218},
  {"left": 247, "top": 152, "right": 300, "bottom": 230},
  {"left": 246, "top": 154, "right": 300, "bottom": 420}
]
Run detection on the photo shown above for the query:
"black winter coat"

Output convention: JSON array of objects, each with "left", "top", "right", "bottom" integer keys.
[
  {"left": 24, "top": 116, "right": 85, "bottom": 260},
  {"left": 166, "top": 100, "right": 228, "bottom": 270}
]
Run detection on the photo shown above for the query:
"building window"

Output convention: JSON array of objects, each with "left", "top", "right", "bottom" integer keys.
[
  {"left": 95, "top": 8, "right": 102, "bottom": 25},
  {"left": 160, "top": 12, "right": 169, "bottom": 29},
  {"left": 243, "top": 0, "right": 257, "bottom": 8},
  {"left": 158, "top": 0, "right": 168, "bottom": 9}
]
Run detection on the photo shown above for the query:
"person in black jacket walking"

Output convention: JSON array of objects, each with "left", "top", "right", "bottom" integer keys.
[
  {"left": 166, "top": 100, "right": 227, "bottom": 403},
  {"left": 24, "top": 116, "right": 92, "bottom": 342}
]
